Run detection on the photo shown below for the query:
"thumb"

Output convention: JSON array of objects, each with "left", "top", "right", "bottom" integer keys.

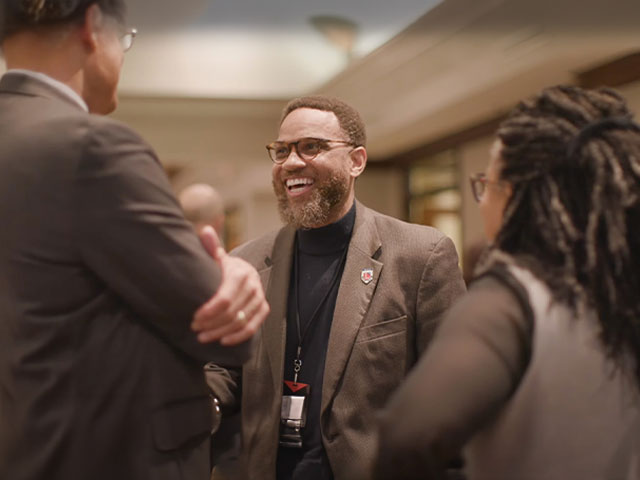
[{"left": 199, "top": 226, "right": 222, "bottom": 260}]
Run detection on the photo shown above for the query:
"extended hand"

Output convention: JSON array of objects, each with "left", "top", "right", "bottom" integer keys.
[{"left": 191, "top": 226, "right": 269, "bottom": 345}]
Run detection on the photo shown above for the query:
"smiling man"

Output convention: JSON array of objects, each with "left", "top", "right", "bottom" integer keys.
[{"left": 213, "top": 96, "right": 466, "bottom": 480}]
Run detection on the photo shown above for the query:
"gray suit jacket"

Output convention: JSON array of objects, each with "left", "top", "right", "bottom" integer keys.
[
  {"left": 216, "top": 202, "right": 466, "bottom": 480},
  {"left": 0, "top": 73, "right": 251, "bottom": 480}
]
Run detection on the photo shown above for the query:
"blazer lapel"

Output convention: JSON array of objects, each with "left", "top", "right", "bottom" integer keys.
[
  {"left": 261, "top": 226, "right": 296, "bottom": 393},
  {"left": 321, "top": 203, "right": 383, "bottom": 412}
]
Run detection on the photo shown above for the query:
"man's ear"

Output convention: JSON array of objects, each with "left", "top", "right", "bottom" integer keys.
[
  {"left": 79, "top": 4, "right": 103, "bottom": 51},
  {"left": 349, "top": 146, "right": 367, "bottom": 179}
]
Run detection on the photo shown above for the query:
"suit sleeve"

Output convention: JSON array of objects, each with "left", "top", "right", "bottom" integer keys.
[
  {"left": 73, "top": 119, "right": 252, "bottom": 365},
  {"left": 375, "top": 277, "right": 531, "bottom": 480},
  {"left": 206, "top": 364, "right": 243, "bottom": 465},
  {"left": 415, "top": 235, "right": 467, "bottom": 353}
]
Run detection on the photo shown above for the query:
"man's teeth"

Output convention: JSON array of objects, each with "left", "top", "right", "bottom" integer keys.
[{"left": 286, "top": 178, "right": 314, "bottom": 189}]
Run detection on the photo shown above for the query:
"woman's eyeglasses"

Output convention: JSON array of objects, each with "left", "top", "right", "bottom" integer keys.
[{"left": 469, "top": 173, "right": 508, "bottom": 202}]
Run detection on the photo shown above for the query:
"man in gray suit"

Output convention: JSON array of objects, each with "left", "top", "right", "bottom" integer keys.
[
  {"left": 0, "top": 1, "right": 267, "bottom": 479},
  {"left": 213, "top": 96, "right": 466, "bottom": 480}
]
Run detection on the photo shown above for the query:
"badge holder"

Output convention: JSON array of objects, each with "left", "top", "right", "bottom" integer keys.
[{"left": 279, "top": 381, "right": 310, "bottom": 448}]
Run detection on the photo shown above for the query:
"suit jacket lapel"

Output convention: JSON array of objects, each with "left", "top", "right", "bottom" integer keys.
[
  {"left": 321, "top": 203, "right": 383, "bottom": 412},
  {"left": 261, "top": 226, "right": 296, "bottom": 393}
]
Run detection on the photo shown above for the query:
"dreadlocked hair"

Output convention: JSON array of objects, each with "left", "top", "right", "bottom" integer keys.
[{"left": 494, "top": 85, "right": 640, "bottom": 386}]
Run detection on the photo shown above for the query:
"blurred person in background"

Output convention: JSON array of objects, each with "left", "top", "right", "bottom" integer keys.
[
  {"left": 213, "top": 95, "right": 466, "bottom": 480},
  {"left": 0, "top": 1, "right": 268, "bottom": 479},
  {"left": 375, "top": 85, "right": 640, "bottom": 480},
  {"left": 180, "top": 183, "right": 226, "bottom": 240},
  {"left": 179, "top": 184, "right": 245, "bottom": 467}
]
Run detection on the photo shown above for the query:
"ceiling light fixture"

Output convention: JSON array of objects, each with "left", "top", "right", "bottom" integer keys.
[{"left": 309, "top": 15, "right": 359, "bottom": 61}]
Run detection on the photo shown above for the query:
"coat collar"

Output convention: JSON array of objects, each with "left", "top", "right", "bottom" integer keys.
[
  {"left": 0, "top": 71, "right": 87, "bottom": 112},
  {"left": 259, "top": 224, "right": 295, "bottom": 395}
]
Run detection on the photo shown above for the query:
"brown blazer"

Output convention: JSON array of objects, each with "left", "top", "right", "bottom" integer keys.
[
  {"left": 215, "top": 202, "right": 466, "bottom": 480},
  {"left": 0, "top": 73, "right": 251, "bottom": 480}
]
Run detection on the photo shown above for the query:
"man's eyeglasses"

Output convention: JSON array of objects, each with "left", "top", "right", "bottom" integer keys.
[
  {"left": 266, "top": 137, "right": 354, "bottom": 164},
  {"left": 469, "top": 173, "right": 508, "bottom": 202},
  {"left": 120, "top": 28, "right": 137, "bottom": 52}
]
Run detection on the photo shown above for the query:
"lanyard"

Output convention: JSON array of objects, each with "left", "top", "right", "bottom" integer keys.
[{"left": 291, "top": 240, "right": 348, "bottom": 384}]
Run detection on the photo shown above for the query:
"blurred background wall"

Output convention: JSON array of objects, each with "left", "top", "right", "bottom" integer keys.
[{"left": 4, "top": 0, "right": 638, "bottom": 260}]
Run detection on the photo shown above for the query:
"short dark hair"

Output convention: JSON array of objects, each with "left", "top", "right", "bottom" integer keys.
[
  {"left": 281, "top": 95, "right": 367, "bottom": 147},
  {"left": 0, "top": 0, "right": 126, "bottom": 41}
]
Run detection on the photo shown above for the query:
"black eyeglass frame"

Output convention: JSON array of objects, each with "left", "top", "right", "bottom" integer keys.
[
  {"left": 469, "top": 172, "right": 509, "bottom": 202},
  {"left": 265, "top": 137, "right": 354, "bottom": 164}
]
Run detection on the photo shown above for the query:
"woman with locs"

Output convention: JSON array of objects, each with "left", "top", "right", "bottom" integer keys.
[{"left": 375, "top": 85, "right": 640, "bottom": 480}]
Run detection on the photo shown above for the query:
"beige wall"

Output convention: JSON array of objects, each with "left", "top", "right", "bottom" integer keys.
[
  {"left": 111, "top": 96, "right": 287, "bottom": 243},
  {"left": 109, "top": 80, "right": 640, "bottom": 250},
  {"left": 356, "top": 167, "right": 406, "bottom": 220}
]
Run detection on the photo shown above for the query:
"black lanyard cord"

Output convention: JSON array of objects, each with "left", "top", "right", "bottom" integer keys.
[{"left": 291, "top": 240, "right": 348, "bottom": 383}]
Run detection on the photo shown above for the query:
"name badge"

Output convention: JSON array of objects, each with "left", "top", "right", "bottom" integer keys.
[{"left": 279, "top": 381, "right": 310, "bottom": 448}]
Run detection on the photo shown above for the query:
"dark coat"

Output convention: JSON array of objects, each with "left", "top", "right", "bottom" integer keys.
[{"left": 0, "top": 73, "right": 252, "bottom": 480}]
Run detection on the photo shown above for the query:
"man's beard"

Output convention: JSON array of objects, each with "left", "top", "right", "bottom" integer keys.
[{"left": 273, "top": 174, "right": 350, "bottom": 229}]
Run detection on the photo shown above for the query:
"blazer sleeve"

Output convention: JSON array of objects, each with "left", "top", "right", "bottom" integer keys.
[
  {"left": 415, "top": 235, "right": 467, "bottom": 354},
  {"left": 73, "top": 119, "right": 253, "bottom": 365}
]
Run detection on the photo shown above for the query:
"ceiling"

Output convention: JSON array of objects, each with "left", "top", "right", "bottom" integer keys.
[
  {"left": 4, "top": 0, "right": 638, "bottom": 165},
  {"left": 319, "top": 0, "right": 640, "bottom": 159},
  {"left": 109, "top": 0, "right": 640, "bottom": 178},
  {"left": 119, "top": 0, "right": 442, "bottom": 98}
]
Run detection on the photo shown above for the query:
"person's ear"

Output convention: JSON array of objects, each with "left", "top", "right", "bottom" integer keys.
[
  {"left": 349, "top": 146, "right": 367, "bottom": 179},
  {"left": 79, "top": 4, "right": 103, "bottom": 51},
  {"left": 504, "top": 182, "right": 513, "bottom": 200}
]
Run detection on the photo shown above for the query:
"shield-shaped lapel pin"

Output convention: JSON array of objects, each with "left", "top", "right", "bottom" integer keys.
[{"left": 361, "top": 268, "right": 374, "bottom": 285}]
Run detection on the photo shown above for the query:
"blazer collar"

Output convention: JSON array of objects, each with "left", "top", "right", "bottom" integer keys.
[
  {"left": 260, "top": 225, "right": 296, "bottom": 394},
  {"left": 0, "top": 71, "right": 87, "bottom": 112}
]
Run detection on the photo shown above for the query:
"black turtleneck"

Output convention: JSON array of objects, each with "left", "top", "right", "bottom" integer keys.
[{"left": 276, "top": 202, "right": 356, "bottom": 480}]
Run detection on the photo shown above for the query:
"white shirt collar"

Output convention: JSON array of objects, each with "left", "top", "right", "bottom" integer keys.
[{"left": 5, "top": 69, "right": 89, "bottom": 112}]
